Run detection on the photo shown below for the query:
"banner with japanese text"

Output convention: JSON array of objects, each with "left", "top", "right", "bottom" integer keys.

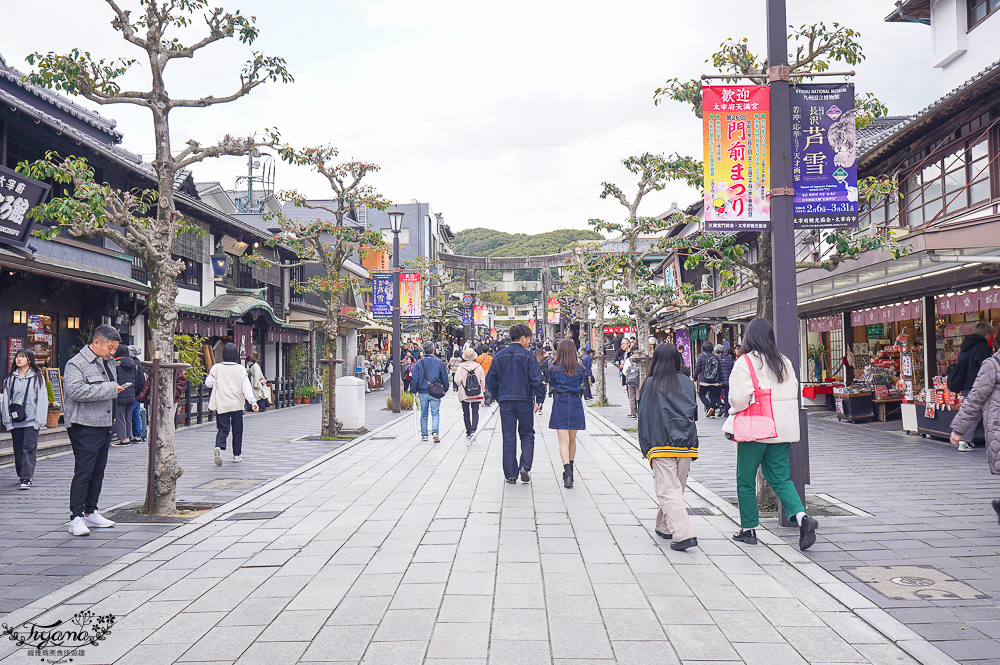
[
  {"left": 791, "top": 83, "right": 858, "bottom": 229},
  {"left": 546, "top": 297, "right": 560, "bottom": 324},
  {"left": 0, "top": 165, "right": 51, "bottom": 249},
  {"left": 473, "top": 305, "right": 484, "bottom": 325},
  {"left": 399, "top": 272, "right": 421, "bottom": 317},
  {"left": 702, "top": 85, "right": 770, "bottom": 231},
  {"left": 371, "top": 272, "right": 392, "bottom": 317},
  {"left": 461, "top": 306, "right": 473, "bottom": 325}
]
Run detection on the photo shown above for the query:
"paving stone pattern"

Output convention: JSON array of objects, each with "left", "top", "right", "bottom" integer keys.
[
  {"left": 0, "top": 393, "right": 951, "bottom": 664},
  {"left": 602, "top": 374, "right": 1000, "bottom": 665},
  {"left": 0, "top": 390, "right": 401, "bottom": 615}
]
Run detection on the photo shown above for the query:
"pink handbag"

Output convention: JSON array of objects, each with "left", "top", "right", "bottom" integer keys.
[{"left": 733, "top": 355, "right": 777, "bottom": 442}]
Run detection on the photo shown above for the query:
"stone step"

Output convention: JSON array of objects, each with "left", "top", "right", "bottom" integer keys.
[{"left": 0, "top": 427, "right": 72, "bottom": 466}]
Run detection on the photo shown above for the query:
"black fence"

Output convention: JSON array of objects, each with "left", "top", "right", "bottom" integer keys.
[{"left": 174, "top": 377, "right": 299, "bottom": 427}]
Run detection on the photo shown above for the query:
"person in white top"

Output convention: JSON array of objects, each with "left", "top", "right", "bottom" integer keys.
[{"left": 206, "top": 343, "right": 258, "bottom": 465}]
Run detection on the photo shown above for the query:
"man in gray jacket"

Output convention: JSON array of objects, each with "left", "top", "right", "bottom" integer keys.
[{"left": 63, "top": 324, "right": 126, "bottom": 536}]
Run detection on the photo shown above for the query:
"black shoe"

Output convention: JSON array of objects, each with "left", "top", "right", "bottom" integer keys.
[
  {"left": 563, "top": 463, "right": 573, "bottom": 489},
  {"left": 111, "top": 439, "right": 130, "bottom": 447},
  {"left": 798, "top": 515, "right": 819, "bottom": 551},
  {"left": 707, "top": 408, "right": 715, "bottom": 418},
  {"left": 670, "top": 537, "right": 698, "bottom": 551},
  {"left": 993, "top": 498, "right": 1000, "bottom": 526},
  {"left": 733, "top": 529, "right": 758, "bottom": 545},
  {"left": 519, "top": 468, "right": 530, "bottom": 483},
  {"left": 18, "top": 479, "right": 31, "bottom": 490},
  {"left": 506, "top": 477, "right": 517, "bottom": 484},
  {"left": 655, "top": 530, "right": 672, "bottom": 540}
]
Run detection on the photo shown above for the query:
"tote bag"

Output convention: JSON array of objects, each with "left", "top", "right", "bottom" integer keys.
[{"left": 733, "top": 355, "right": 777, "bottom": 443}]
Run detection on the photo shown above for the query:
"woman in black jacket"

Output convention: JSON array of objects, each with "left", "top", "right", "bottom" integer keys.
[
  {"left": 949, "top": 321, "right": 995, "bottom": 450},
  {"left": 112, "top": 346, "right": 140, "bottom": 446},
  {"left": 637, "top": 343, "right": 699, "bottom": 551}
]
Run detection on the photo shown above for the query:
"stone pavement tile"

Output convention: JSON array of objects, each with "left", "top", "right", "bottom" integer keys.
[
  {"left": 546, "top": 594, "right": 603, "bottom": 624},
  {"left": 327, "top": 594, "right": 392, "bottom": 625},
  {"left": 233, "top": 640, "right": 308, "bottom": 665},
  {"left": 733, "top": 642, "right": 807, "bottom": 665},
  {"left": 709, "top": 610, "right": 784, "bottom": 643},
  {"left": 494, "top": 582, "right": 546, "bottom": 609},
  {"left": 853, "top": 643, "right": 921, "bottom": 665},
  {"left": 647, "top": 595, "right": 714, "bottom": 625},
  {"left": 592, "top": 583, "right": 649, "bottom": 609},
  {"left": 248, "top": 573, "right": 312, "bottom": 599},
  {"left": 141, "top": 610, "right": 227, "bottom": 645},
  {"left": 543, "top": 571, "right": 594, "bottom": 596},
  {"left": 930, "top": 638, "right": 1000, "bottom": 661},
  {"left": 634, "top": 572, "right": 691, "bottom": 597},
  {"left": 907, "top": 620, "right": 991, "bottom": 641},
  {"left": 302, "top": 623, "right": 377, "bottom": 662},
  {"left": 662, "top": 624, "right": 740, "bottom": 661},
  {"left": 359, "top": 640, "right": 427, "bottom": 665},
  {"left": 257, "top": 609, "right": 331, "bottom": 642},
  {"left": 114, "top": 641, "right": 191, "bottom": 665},
  {"left": 750, "top": 597, "right": 825, "bottom": 627},
  {"left": 601, "top": 607, "right": 667, "bottom": 641},
  {"left": 177, "top": 624, "right": 266, "bottom": 662},
  {"left": 217, "top": 596, "right": 289, "bottom": 626},
  {"left": 438, "top": 594, "right": 493, "bottom": 623},
  {"left": 487, "top": 639, "right": 552, "bottom": 665},
  {"left": 815, "top": 610, "right": 893, "bottom": 644},
  {"left": 446, "top": 570, "right": 496, "bottom": 595},
  {"left": 372, "top": 608, "right": 438, "bottom": 642},
  {"left": 610, "top": 640, "right": 680, "bottom": 665},
  {"left": 426, "top": 622, "right": 491, "bottom": 659},
  {"left": 113, "top": 599, "right": 191, "bottom": 631},
  {"left": 548, "top": 621, "right": 614, "bottom": 660},
  {"left": 402, "top": 562, "right": 452, "bottom": 583},
  {"left": 776, "top": 626, "right": 867, "bottom": 663},
  {"left": 388, "top": 582, "right": 446, "bottom": 609},
  {"left": 690, "top": 585, "right": 756, "bottom": 612},
  {"left": 491, "top": 608, "right": 549, "bottom": 641}
]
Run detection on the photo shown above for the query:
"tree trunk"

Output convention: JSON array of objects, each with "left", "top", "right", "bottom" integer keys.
[
  {"left": 149, "top": 264, "right": 182, "bottom": 515},
  {"left": 753, "top": 233, "right": 778, "bottom": 509},
  {"left": 322, "top": 309, "right": 340, "bottom": 437}
]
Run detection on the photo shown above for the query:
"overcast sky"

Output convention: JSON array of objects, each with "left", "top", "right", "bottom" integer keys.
[{"left": 6, "top": 1, "right": 940, "bottom": 235}]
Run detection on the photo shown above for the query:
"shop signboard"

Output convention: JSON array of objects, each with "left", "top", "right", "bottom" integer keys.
[
  {"left": 6, "top": 337, "right": 23, "bottom": 374},
  {"left": 702, "top": 85, "right": 770, "bottom": 231},
  {"left": 602, "top": 326, "right": 637, "bottom": 334},
  {"left": 808, "top": 315, "right": 840, "bottom": 333},
  {"left": 790, "top": 83, "right": 858, "bottom": 230},
  {"left": 461, "top": 306, "right": 473, "bottom": 325},
  {"left": 955, "top": 292, "right": 980, "bottom": 314},
  {"left": 547, "top": 298, "right": 561, "bottom": 324},
  {"left": 399, "top": 272, "right": 421, "bottom": 317},
  {"left": 935, "top": 293, "right": 956, "bottom": 315},
  {"left": 0, "top": 165, "right": 51, "bottom": 249},
  {"left": 675, "top": 328, "right": 692, "bottom": 368},
  {"left": 233, "top": 324, "right": 252, "bottom": 359},
  {"left": 473, "top": 305, "right": 484, "bottom": 325},
  {"left": 850, "top": 311, "right": 864, "bottom": 327},
  {"left": 371, "top": 271, "right": 392, "bottom": 318}
]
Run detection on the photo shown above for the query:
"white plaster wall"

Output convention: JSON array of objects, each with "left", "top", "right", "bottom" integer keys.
[
  {"left": 130, "top": 314, "right": 146, "bottom": 359},
  {"left": 264, "top": 341, "right": 277, "bottom": 378},
  {"left": 933, "top": 0, "right": 1000, "bottom": 91},
  {"left": 175, "top": 289, "right": 201, "bottom": 308}
]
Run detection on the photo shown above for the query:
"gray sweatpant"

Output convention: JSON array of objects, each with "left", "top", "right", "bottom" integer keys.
[{"left": 113, "top": 402, "right": 133, "bottom": 442}]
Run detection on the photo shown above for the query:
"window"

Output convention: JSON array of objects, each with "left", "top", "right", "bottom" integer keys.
[
  {"left": 175, "top": 256, "right": 202, "bottom": 288},
  {"left": 859, "top": 195, "right": 899, "bottom": 228},
  {"left": 969, "top": 0, "right": 1000, "bottom": 28},
  {"left": 903, "top": 137, "right": 992, "bottom": 227}
]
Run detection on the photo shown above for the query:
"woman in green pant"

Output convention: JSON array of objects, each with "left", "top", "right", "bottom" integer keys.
[{"left": 722, "top": 318, "right": 819, "bottom": 551}]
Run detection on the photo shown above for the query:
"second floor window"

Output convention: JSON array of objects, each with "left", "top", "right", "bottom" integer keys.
[
  {"left": 175, "top": 256, "right": 202, "bottom": 288},
  {"left": 903, "top": 136, "right": 991, "bottom": 227},
  {"left": 969, "top": 0, "right": 1000, "bottom": 29}
]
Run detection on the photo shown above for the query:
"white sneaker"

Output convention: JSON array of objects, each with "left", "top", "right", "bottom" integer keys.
[
  {"left": 214, "top": 447, "right": 222, "bottom": 466},
  {"left": 233, "top": 455, "right": 241, "bottom": 462},
  {"left": 68, "top": 517, "right": 91, "bottom": 537},
  {"left": 958, "top": 441, "right": 974, "bottom": 452},
  {"left": 83, "top": 511, "right": 115, "bottom": 528}
]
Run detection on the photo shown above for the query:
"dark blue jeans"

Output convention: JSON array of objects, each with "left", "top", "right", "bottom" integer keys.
[
  {"left": 131, "top": 400, "right": 143, "bottom": 439},
  {"left": 499, "top": 400, "right": 535, "bottom": 479}
]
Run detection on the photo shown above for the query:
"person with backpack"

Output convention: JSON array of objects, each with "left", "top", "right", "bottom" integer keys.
[
  {"left": 950, "top": 323, "right": 1000, "bottom": 523},
  {"left": 247, "top": 355, "right": 269, "bottom": 412},
  {"left": 486, "top": 324, "right": 546, "bottom": 483},
  {"left": 948, "top": 321, "right": 994, "bottom": 451},
  {"left": 206, "top": 343, "right": 259, "bottom": 465},
  {"left": 623, "top": 354, "right": 640, "bottom": 418},
  {"left": 111, "top": 345, "right": 140, "bottom": 447},
  {"left": 454, "top": 348, "right": 486, "bottom": 439},
  {"left": 409, "top": 341, "right": 449, "bottom": 442},
  {"left": 549, "top": 340, "right": 587, "bottom": 488},
  {"left": 2, "top": 349, "right": 50, "bottom": 490},
  {"left": 535, "top": 348, "right": 551, "bottom": 394},
  {"left": 693, "top": 340, "right": 723, "bottom": 417},
  {"left": 449, "top": 350, "right": 462, "bottom": 391},
  {"left": 722, "top": 318, "right": 819, "bottom": 551},
  {"left": 580, "top": 348, "right": 594, "bottom": 401},
  {"left": 637, "top": 343, "right": 699, "bottom": 551},
  {"left": 718, "top": 344, "right": 735, "bottom": 418}
]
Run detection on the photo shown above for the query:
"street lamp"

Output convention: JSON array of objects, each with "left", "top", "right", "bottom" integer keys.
[
  {"left": 211, "top": 243, "right": 229, "bottom": 279},
  {"left": 387, "top": 207, "right": 405, "bottom": 414}
]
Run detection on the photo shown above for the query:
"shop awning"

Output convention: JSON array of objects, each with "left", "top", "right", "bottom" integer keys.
[
  {"left": 0, "top": 247, "right": 150, "bottom": 294},
  {"left": 358, "top": 320, "right": 392, "bottom": 334},
  {"left": 180, "top": 289, "right": 283, "bottom": 325}
]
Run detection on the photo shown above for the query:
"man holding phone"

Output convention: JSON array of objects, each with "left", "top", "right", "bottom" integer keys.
[{"left": 63, "top": 324, "right": 127, "bottom": 536}]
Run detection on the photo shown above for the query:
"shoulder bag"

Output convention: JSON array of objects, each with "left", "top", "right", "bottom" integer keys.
[
  {"left": 733, "top": 355, "right": 777, "bottom": 443},
  {"left": 421, "top": 359, "right": 447, "bottom": 399},
  {"left": 6, "top": 376, "right": 27, "bottom": 423}
]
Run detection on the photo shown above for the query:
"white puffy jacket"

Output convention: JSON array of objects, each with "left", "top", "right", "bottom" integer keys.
[{"left": 722, "top": 351, "right": 800, "bottom": 443}]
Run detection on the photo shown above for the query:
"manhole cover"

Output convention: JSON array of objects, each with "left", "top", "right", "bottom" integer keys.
[
  {"left": 197, "top": 478, "right": 265, "bottom": 490},
  {"left": 225, "top": 510, "right": 284, "bottom": 521},
  {"left": 846, "top": 566, "right": 990, "bottom": 601}
]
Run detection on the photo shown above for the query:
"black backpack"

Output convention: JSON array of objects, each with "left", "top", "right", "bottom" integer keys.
[
  {"left": 463, "top": 370, "right": 482, "bottom": 397},
  {"left": 702, "top": 354, "right": 721, "bottom": 383}
]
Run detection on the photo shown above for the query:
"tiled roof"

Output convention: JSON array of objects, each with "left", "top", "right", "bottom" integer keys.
[{"left": 856, "top": 115, "right": 911, "bottom": 152}]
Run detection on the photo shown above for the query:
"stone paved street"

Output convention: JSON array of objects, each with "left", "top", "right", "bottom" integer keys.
[
  {"left": 0, "top": 389, "right": 401, "bottom": 615},
  {"left": 598, "top": 371, "right": 1000, "bottom": 665},
  {"left": 0, "top": 391, "right": 960, "bottom": 664}
]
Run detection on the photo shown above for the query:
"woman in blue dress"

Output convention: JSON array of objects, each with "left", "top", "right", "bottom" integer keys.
[{"left": 548, "top": 339, "right": 587, "bottom": 488}]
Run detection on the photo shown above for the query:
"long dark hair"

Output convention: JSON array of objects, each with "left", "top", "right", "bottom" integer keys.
[
  {"left": 741, "top": 318, "right": 788, "bottom": 382},
  {"left": 11, "top": 348, "right": 45, "bottom": 390},
  {"left": 641, "top": 343, "right": 681, "bottom": 399},
  {"left": 553, "top": 339, "right": 579, "bottom": 377}
]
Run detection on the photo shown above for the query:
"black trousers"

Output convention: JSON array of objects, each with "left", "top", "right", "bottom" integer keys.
[
  {"left": 12, "top": 427, "right": 39, "bottom": 481},
  {"left": 68, "top": 424, "right": 112, "bottom": 518},
  {"left": 721, "top": 383, "right": 731, "bottom": 415},
  {"left": 698, "top": 385, "right": 723, "bottom": 412},
  {"left": 499, "top": 401, "right": 535, "bottom": 479},
  {"left": 216, "top": 410, "right": 244, "bottom": 456},
  {"left": 461, "top": 401, "right": 480, "bottom": 435}
]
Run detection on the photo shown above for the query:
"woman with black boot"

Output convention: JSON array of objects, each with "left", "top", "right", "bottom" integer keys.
[{"left": 548, "top": 339, "right": 586, "bottom": 488}]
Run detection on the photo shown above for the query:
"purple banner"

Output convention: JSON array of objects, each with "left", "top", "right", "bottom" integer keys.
[
  {"left": 936, "top": 294, "right": 956, "bottom": 315},
  {"left": 371, "top": 272, "right": 392, "bottom": 318},
  {"left": 955, "top": 292, "right": 979, "bottom": 314},
  {"left": 675, "top": 329, "right": 692, "bottom": 368}
]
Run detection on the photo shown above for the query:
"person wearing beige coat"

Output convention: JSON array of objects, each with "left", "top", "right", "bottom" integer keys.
[
  {"left": 722, "top": 318, "right": 818, "bottom": 551},
  {"left": 454, "top": 348, "right": 487, "bottom": 439}
]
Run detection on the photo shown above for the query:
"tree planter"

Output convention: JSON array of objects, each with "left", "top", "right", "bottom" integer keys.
[{"left": 46, "top": 410, "right": 61, "bottom": 429}]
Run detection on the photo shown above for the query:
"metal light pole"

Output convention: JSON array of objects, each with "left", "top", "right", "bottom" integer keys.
[
  {"left": 767, "top": 0, "right": 810, "bottom": 526},
  {"left": 388, "top": 208, "right": 405, "bottom": 414}
]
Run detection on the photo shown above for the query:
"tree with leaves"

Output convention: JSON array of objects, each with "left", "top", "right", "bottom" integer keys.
[
  {"left": 653, "top": 24, "right": 905, "bottom": 322},
  {"left": 250, "top": 148, "right": 388, "bottom": 437},
  {"left": 20, "top": 0, "right": 291, "bottom": 515}
]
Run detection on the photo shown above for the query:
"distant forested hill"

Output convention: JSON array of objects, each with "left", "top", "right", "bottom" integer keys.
[{"left": 451, "top": 228, "right": 603, "bottom": 257}]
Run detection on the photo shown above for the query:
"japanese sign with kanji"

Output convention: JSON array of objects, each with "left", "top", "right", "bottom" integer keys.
[
  {"left": 702, "top": 85, "right": 770, "bottom": 231},
  {"left": 790, "top": 83, "right": 858, "bottom": 230},
  {"left": 371, "top": 272, "right": 392, "bottom": 317},
  {"left": 0, "top": 165, "right": 51, "bottom": 248},
  {"left": 473, "top": 305, "right": 484, "bottom": 325},
  {"left": 399, "top": 272, "right": 422, "bottom": 317},
  {"left": 546, "top": 297, "right": 561, "bottom": 324}
]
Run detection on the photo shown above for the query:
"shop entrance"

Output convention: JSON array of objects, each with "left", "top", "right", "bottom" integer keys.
[{"left": 26, "top": 313, "right": 56, "bottom": 369}]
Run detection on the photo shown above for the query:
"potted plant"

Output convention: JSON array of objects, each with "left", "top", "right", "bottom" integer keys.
[
  {"left": 45, "top": 379, "right": 61, "bottom": 429},
  {"left": 294, "top": 385, "right": 308, "bottom": 404},
  {"left": 807, "top": 343, "right": 826, "bottom": 382}
]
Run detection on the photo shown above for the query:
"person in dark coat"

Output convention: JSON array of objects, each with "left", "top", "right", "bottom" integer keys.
[
  {"left": 949, "top": 321, "right": 995, "bottom": 450},
  {"left": 111, "top": 345, "right": 140, "bottom": 446},
  {"left": 718, "top": 344, "right": 735, "bottom": 418},
  {"left": 548, "top": 340, "right": 587, "bottom": 488},
  {"left": 637, "top": 342, "right": 699, "bottom": 551},
  {"left": 485, "top": 324, "right": 546, "bottom": 484},
  {"left": 580, "top": 349, "right": 594, "bottom": 400}
]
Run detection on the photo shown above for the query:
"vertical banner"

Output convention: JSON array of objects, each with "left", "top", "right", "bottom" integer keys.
[
  {"left": 790, "top": 83, "right": 858, "bottom": 229},
  {"left": 547, "top": 297, "right": 561, "bottom": 324},
  {"left": 461, "top": 306, "right": 473, "bottom": 325},
  {"left": 702, "top": 85, "right": 770, "bottom": 231},
  {"left": 528, "top": 318, "right": 536, "bottom": 332},
  {"left": 675, "top": 329, "right": 692, "bottom": 368},
  {"left": 371, "top": 271, "right": 392, "bottom": 317},
  {"left": 233, "top": 324, "right": 252, "bottom": 359},
  {"left": 473, "top": 305, "right": 484, "bottom": 325},
  {"left": 399, "top": 272, "right": 422, "bottom": 317}
]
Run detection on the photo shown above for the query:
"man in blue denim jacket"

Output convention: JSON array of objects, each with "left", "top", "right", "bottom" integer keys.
[
  {"left": 486, "top": 324, "right": 546, "bottom": 483},
  {"left": 409, "top": 341, "right": 450, "bottom": 442}
]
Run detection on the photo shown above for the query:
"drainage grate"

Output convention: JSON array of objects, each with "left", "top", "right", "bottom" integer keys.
[
  {"left": 368, "top": 436, "right": 395, "bottom": 441},
  {"left": 225, "top": 510, "right": 284, "bottom": 521},
  {"left": 846, "top": 565, "right": 990, "bottom": 601},
  {"left": 686, "top": 507, "right": 718, "bottom": 516}
]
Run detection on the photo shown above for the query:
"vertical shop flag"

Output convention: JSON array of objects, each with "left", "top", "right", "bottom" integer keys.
[
  {"left": 790, "top": 83, "right": 858, "bottom": 229},
  {"left": 399, "top": 272, "right": 422, "bottom": 317},
  {"left": 702, "top": 85, "right": 770, "bottom": 231},
  {"left": 473, "top": 305, "right": 484, "bottom": 325},
  {"left": 371, "top": 272, "right": 392, "bottom": 317},
  {"left": 461, "top": 306, "right": 473, "bottom": 325},
  {"left": 547, "top": 297, "right": 561, "bottom": 324}
]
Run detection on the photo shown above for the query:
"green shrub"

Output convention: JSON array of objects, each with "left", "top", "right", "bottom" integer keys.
[
  {"left": 386, "top": 393, "right": 414, "bottom": 410},
  {"left": 174, "top": 334, "right": 207, "bottom": 387}
]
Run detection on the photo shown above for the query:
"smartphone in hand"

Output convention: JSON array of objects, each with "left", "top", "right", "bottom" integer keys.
[{"left": 120, "top": 382, "right": 132, "bottom": 388}]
